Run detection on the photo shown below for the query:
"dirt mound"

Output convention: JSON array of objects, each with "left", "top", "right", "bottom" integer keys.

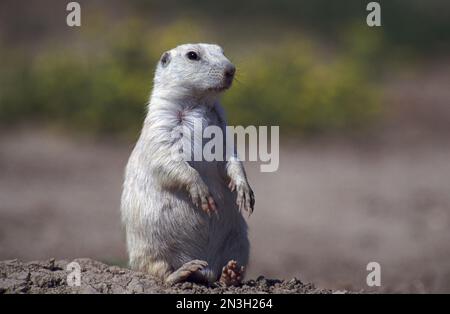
[{"left": 0, "top": 258, "right": 334, "bottom": 294}]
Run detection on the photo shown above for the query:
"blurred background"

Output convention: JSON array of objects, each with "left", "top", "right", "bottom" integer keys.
[{"left": 1, "top": 0, "right": 450, "bottom": 293}]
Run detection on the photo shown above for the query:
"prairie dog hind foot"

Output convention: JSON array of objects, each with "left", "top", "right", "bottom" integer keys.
[
  {"left": 165, "top": 259, "right": 209, "bottom": 285},
  {"left": 219, "top": 260, "right": 245, "bottom": 286}
]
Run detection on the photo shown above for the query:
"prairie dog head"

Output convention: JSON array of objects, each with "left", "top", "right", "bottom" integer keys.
[{"left": 153, "top": 43, "right": 236, "bottom": 98}]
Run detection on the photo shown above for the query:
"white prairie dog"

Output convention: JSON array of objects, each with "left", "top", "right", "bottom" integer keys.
[{"left": 121, "top": 43, "right": 255, "bottom": 286}]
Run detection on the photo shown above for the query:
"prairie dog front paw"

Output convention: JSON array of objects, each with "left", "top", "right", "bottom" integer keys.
[
  {"left": 228, "top": 179, "right": 255, "bottom": 215},
  {"left": 188, "top": 178, "right": 217, "bottom": 215}
]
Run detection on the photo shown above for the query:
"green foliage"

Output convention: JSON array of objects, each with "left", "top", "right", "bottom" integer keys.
[
  {"left": 227, "top": 28, "right": 382, "bottom": 134},
  {"left": 0, "top": 19, "right": 381, "bottom": 137}
]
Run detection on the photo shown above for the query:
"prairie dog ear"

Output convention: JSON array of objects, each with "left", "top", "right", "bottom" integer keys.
[{"left": 160, "top": 51, "right": 171, "bottom": 67}]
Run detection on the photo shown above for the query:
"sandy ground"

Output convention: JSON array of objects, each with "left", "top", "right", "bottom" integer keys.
[
  {"left": 1, "top": 129, "right": 450, "bottom": 293},
  {"left": 1, "top": 63, "right": 450, "bottom": 293},
  {"left": 0, "top": 258, "right": 331, "bottom": 294}
]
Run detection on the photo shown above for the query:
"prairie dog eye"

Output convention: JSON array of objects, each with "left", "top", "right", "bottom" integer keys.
[{"left": 186, "top": 51, "right": 200, "bottom": 61}]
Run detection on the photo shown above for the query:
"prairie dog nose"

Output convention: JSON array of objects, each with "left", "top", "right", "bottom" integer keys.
[{"left": 224, "top": 65, "right": 236, "bottom": 79}]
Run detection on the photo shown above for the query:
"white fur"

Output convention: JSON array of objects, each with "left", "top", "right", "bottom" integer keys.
[{"left": 121, "top": 43, "right": 253, "bottom": 283}]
